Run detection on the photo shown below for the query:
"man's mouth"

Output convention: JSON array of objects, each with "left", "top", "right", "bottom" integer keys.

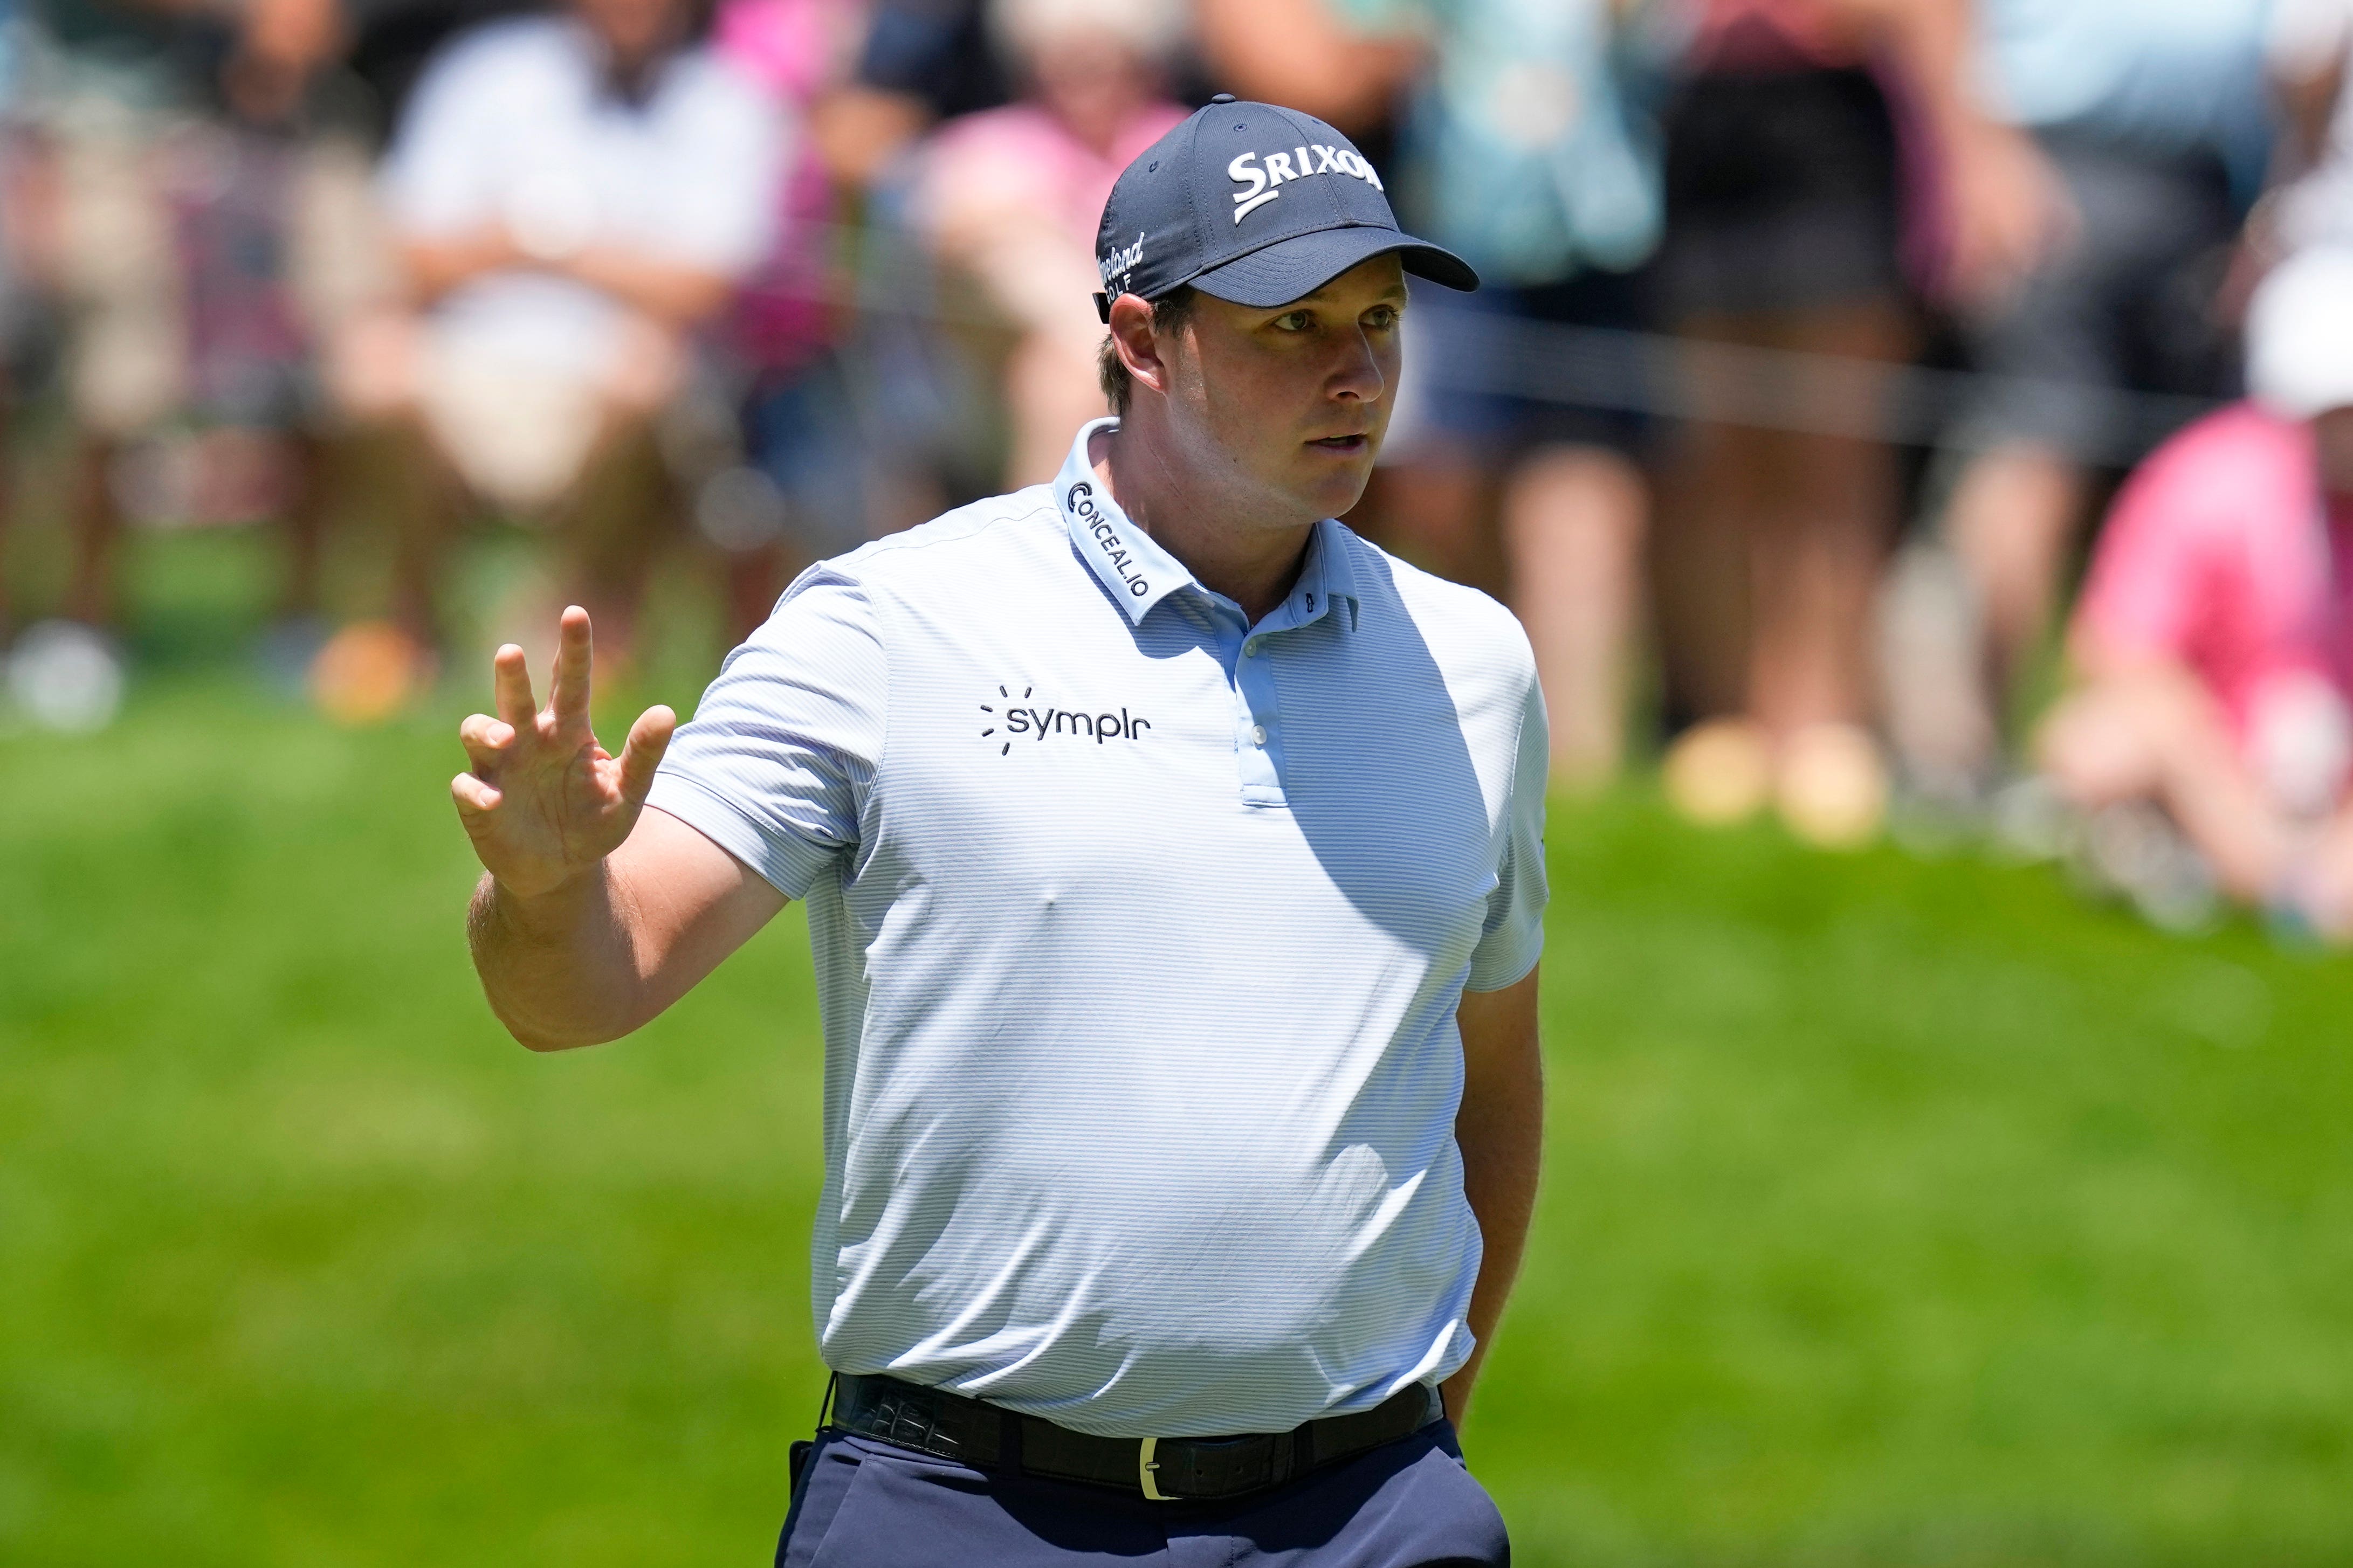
[{"left": 1307, "top": 434, "right": 1370, "bottom": 453}]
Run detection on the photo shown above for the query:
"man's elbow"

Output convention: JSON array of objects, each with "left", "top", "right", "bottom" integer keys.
[
  {"left": 490, "top": 1001, "right": 632, "bottom": 1053},
  {"left": 505, "top": 1019, "right": 591, "bottom": 1053}
]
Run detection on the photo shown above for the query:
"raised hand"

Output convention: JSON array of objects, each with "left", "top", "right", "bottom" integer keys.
[{"left": 451, "top": 607, "right": 676, "bottom": 900}]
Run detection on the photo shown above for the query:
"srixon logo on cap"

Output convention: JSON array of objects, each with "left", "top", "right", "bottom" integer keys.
[{"left": 1227, "top": 144, "right": 1384, "bottom": 224}]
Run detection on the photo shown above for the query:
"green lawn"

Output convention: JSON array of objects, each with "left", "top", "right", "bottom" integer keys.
[{"left": 3, "top": 534, "right": 2351, "bottom": 1566}]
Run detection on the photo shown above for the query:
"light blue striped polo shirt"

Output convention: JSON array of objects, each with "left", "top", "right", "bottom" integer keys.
[{"left": 647, "top": 418, "right": 1548, "bottom": 1438}]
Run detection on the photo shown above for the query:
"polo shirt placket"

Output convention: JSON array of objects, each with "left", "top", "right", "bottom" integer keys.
[{"left": 1055, "top": 417, "right": 1359, "bottom": 809}]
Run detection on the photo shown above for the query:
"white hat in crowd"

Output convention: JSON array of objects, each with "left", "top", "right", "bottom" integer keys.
[
  {"left": 2248, "top": 248, "right": 2353, "bottom": 420},
  {"left": 989, "top": 0, "right": 1187, "bottom": 64}
]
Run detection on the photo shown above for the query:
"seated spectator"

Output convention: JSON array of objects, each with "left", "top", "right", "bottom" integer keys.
[
  {"left": 2039, "top": 251, "right": 2353, "bottom": 937},
  {"left": 0, "top": 0, "right": 352, "bottom": 728},
  {"left": 9, "top": 0, "right": 200, "bottom": 663},
  {"left": 910, "top": 0, "right": 1186, "bottom": 486},
  {"left": 344, "top": 0, "right": 783, "bottom": 668}
]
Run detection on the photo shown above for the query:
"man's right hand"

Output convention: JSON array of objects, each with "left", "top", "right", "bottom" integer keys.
[{"left": 452, "top": 606, "right": 676, "bottom": 900}]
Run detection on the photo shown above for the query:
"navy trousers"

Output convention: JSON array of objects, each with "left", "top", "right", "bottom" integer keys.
[{"left": 775, "top": 1420, "right": 1510, "bottom": 1567}]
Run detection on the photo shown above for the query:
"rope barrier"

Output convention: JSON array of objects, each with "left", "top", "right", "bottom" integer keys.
[
  {"left": 790, "top": 231, "right": 2230, "bottom": 465},
  {"left": 1423, "top": 313, "right": 2223, "bottom": 465}
]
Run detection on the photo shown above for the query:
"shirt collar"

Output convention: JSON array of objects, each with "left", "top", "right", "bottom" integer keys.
[
  {"left": 1057, "top": 418, "right": 1193, "bottom": 625},
  {"left": 1303, "top": 517, "right": 1362, "bottom": 632},
  {"left": 1055, "top": 417, "right": 1364, "bottom": 632}
]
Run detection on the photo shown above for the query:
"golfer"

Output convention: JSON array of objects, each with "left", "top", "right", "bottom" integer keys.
[{"left": 453, "top": 96, "right": 1547, "bottom": 1566}]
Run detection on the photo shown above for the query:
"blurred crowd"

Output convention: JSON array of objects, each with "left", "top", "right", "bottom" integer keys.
[{"left": 8, "top": 0, "right": 2353, "bottom": 937}]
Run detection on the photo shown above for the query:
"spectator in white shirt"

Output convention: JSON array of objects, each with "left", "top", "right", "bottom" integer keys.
[{"left": 342, "top": 0, "right": 785, "bottom": 666}]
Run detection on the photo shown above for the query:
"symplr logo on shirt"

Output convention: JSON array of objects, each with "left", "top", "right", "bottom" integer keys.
[{"left": 981, "top": 684, "right": 1153, "bottom": 757}]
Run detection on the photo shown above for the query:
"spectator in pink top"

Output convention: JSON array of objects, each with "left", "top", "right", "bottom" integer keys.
[
  {"left": 2040, "top": 249, "right": 2353, "bottom": 935},
  {"left": 912, "top": 0, "right": 1188, "bottom": 485}
]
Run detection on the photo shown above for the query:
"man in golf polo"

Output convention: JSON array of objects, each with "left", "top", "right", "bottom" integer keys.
[{"left": 453, "top": 96, "right": 1547, "bottom": 1565}]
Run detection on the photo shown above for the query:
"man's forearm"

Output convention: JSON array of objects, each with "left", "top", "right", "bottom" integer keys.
[
  {"left": 1443, "top": 1069, "right": 1542, "bottom": 1419},
  {"left": 559, "top": 249, "right": 734, "bottom": 328},
  {"left": 402, "top": 232, "right": 523, "bottom": 305},
  {"left": 1193, "top": 0, "right": 1422, "bottom": 137},
  {"left": 1443, "top": 970, "right": 1545, "bottom": 1424},
  {"left": 467, "top": 864, "right": 650, "bottom": 1050},
  {"left": 1827, "top": 0, "right": 1977, "bottom": 135},
  {"left": 462, "top": 806, "right": 791, "bottom": 1051}
]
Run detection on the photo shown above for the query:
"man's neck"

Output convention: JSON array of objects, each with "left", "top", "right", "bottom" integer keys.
[{"left": 1093, "top": 425, "right": 1315, "bottom": 626}]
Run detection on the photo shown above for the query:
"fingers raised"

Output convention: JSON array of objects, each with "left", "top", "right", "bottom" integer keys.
[
  {"left": 451, "top": 771, "right": 503, "bottom": 816},
  {"left": 492, "top": 644, "right": 537, "bottom": 729},
  {"left": 551, "top": 606, "right": 593, "bottom": 728},
  {"left": 458, "top": 713, "right": 516, "bottom": 774},
  {"left": 616, "top": 703, "right": 676, "bottom": 806}
]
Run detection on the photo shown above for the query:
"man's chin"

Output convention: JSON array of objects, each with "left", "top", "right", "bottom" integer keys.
[
  {"left": 1285, "top": 448, "right": 1379, "bottom": 515},
  {"left": 1299, "top": 464, "right": 1377, "bottom": 522}
]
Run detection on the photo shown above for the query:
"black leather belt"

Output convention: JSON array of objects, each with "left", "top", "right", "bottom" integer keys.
[{"left": 831, "top": 1373, "right": 1441, "bottom": 1502}]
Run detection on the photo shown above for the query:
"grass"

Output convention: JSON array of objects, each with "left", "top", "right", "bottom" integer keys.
[{"left": 3, "top": 531, "right": 2352, "bottom": 1565}]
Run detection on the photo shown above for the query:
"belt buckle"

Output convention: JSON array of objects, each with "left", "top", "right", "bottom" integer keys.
[{"left": 1139, "top": 1436, "right": 1175, "bottom": 1501}]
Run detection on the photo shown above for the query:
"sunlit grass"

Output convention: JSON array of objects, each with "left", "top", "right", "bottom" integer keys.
[{"left": 2, "top": 531, "right": 2349, "bottom": 1566}]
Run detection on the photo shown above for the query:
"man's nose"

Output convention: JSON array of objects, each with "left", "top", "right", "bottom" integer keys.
[{"left": 1329, "top": 332, "right": 1387, "bottom": 404}]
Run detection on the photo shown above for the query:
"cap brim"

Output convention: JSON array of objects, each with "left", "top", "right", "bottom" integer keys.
[{"left": 1185, "top": 225, "right": 1479, "bottom": 308}]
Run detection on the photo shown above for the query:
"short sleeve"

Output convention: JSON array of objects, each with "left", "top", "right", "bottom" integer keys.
[
  {"left": 380, "top": 38, "right": 499, "bottom": 237},
  {"left": 646, "top": 568, "right": 888, "bottom": 898},
  {"left": 1465, "top": 662, "right": 1549, "bottom": 992},
  {"left": 649, "top": 61, "right": 787, "bottom": 275}
]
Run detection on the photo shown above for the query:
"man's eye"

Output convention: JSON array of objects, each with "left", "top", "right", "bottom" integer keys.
[
  {"left": 1366, "top": 306, "right": 1401, "bottom": 330},
  {"left": 1274, "top": 311, "right": 1313, "bottom": 332}
]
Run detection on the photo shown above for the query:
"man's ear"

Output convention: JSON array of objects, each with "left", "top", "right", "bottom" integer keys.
[{"left": 1107, "top": 293, "right": 1175, "bottom": 403}]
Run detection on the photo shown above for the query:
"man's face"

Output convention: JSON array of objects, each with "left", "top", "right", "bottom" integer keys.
[
  {"left": 1028, "top": 32, "right": 1155, "bottom": 154},
  {"left": 1160, "top": 255, "right": 1407, "bottom": 526},
  {"left": 574, "top": 0, "right": 685, "bottom": 67}
]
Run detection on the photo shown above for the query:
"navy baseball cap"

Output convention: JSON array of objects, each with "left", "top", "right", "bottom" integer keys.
[{"left": 1093, "top": 95, "right": 1478, "bottom": 322}]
